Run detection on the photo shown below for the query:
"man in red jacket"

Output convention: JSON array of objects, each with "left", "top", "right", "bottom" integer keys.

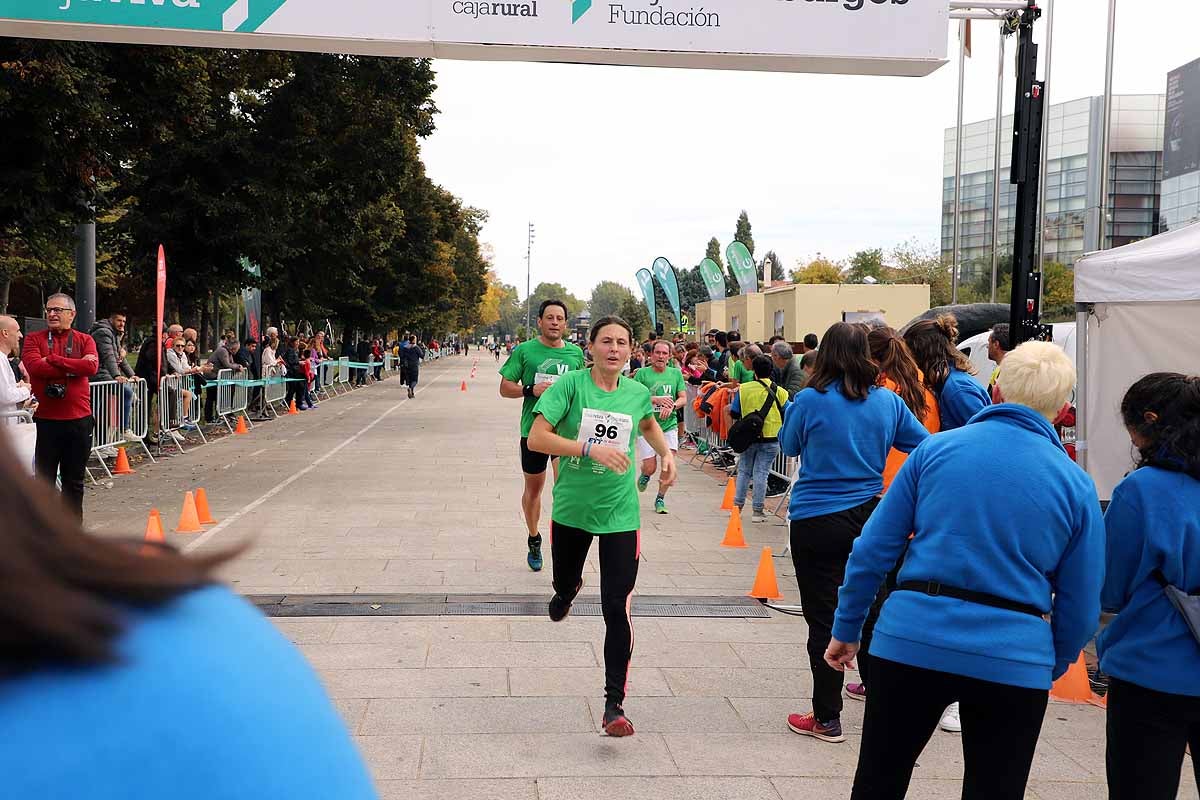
[{"left": 21, "top": 293, "right": 98, "bottom": 518}]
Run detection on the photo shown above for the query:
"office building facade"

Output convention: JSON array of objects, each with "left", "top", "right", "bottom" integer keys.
[{"left": 942, "top": 94, "right": 1165, "bottom": 280}]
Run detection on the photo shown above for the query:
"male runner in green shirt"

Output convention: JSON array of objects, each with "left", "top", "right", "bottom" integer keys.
[
  {"left": 632, "top": 340, "right": 687, "bottom": 514},
  {"left": 498, "top": 299, "right": 586, "bottom": 571}
]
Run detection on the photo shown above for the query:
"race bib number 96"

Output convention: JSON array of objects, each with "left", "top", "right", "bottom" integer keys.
[{"left": 577, "top": 408, "right": 634, "bottom": 473}]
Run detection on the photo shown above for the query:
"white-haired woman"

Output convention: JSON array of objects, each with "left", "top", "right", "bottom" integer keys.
[{"left": 825, "top": 341, "right": 1105, "bottom": 800}]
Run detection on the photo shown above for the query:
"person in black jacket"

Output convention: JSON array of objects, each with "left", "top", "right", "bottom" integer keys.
[
  {"left": 400, "top": 335, "right": 422, "bottom": 399},
  {"left": 89, "top": 313, "right": 143, "bottom": 440},
  {"left": 281, "top": 337, "right": 305, "bottom": 411},
  {"left": 354, "top": 338, "right": 371, "bottom": 386}
]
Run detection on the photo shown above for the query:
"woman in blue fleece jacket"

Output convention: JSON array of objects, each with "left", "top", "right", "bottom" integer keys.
[
  {"left": 778, "top": 322, "right": 930, "bottom": 744},
  {"left": 904, "top": 314, "right": 991, "bottom": 431},
  {"left": 826, "top": 341, "right": 1104, "bottom": 800},
  {"left": 1098, "top": 373, "right": 1200, "bottom": 800},
  {"left": 0, "top": 433, "right": 377, "bottom": 800}
]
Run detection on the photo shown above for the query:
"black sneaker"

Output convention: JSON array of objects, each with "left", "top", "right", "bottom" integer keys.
[
  {"left": 527, "top": 535, "right": 543, "bottom": 571},
  {"left": 549, "top": 578, "right": 583, "bottom": 622},
  {"left": 603, "top": 703, "right": 635, "bottom": 737}
]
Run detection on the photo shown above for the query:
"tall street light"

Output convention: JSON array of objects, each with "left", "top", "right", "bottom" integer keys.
[{"left": 524, "top": 222, "right": 536, "bottom": 339}]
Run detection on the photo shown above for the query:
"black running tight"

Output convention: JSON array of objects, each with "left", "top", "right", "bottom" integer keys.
[{"left": 550, "top": 522, "right": 640, "bottom": 706}]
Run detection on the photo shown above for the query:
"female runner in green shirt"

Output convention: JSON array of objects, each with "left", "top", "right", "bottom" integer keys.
[{"left": 528, "top": 315, "right": 677, "bottom": 737}]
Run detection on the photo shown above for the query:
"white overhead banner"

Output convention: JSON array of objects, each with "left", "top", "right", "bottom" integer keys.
[{"left": 0, "top": 0, "right": 948, "bottom": 77}]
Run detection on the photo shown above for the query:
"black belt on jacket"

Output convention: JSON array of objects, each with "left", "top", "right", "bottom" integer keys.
[{"left": 895, "top": 580, "right": 1045, "bottom": 618}]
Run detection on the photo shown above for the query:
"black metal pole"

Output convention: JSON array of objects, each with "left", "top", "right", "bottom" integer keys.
[
  {"left": 1007, "top": 6, "right": 1052, "bottom": 346},
  {"left": 74, "top": 220, "right": 96, "bottom": 331}
]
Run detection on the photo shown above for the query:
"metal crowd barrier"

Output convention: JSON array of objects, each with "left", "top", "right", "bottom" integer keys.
[
  {"left": 682, "top": 385, "right": 703, "bottom": 441},
  {"left": 88, "top": 378, "right": 154, "bottom": 482},
  {"left": 263, "top": 364, "right": 288, "bottom": 414},
  {"left": 317, "top": 360, "right": 341, "bottom": 399},
  {"left": 157, "top": 373, "right": 207, "bottom": 453},
  {"left": 338, "top": 357, "right": 350, "bottom": 389},
  {"left": 214, "top": 368, "right": 253, "bottom": 433}
]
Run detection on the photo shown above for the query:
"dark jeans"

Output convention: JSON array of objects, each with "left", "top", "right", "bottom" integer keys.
[
  {"left": 285, "top": 378, "right": 304, "bottom": 409},
  {"left": 790, "top": 497, "right": 880, "bottom": 722},
  {"left": 851, "top": 657, "right": 1048, "bottom": 800},
  {"left": 34, "top": 416, "right": 94, "bottom": 520},
  {"left": 1107, "top": 677, "right": 1200, "bottom": 800},
  {"left": 551, "top": 522, "right": 639, "bottom": 706}
]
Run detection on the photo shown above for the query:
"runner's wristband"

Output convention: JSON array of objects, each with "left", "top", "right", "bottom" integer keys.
[
  {"left": 582, "top": 441, "right": 592, "bottom": 459},
  {"left": 523, "top": 385, "right": 535, "bottom": 399}
]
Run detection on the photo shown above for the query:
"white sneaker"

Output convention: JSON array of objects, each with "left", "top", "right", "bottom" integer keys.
[
  {"left": 751, "top": 511, "right": 768, "bottom": 523},
  {"left": 169, "top": 431, "right": 185, "bottom": 444},
  {"left": 96, "top": 447, "right": 119, "bottom": 459},
  {"left": 123, "top": 429, "right": 140, "bottom": 441},
  {"left": 939, "top": 702, "right": 961, "bottom": 733}
]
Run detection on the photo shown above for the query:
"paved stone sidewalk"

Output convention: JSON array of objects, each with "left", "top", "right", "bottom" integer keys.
[{"left": 82, "top": 356, "right": 1193, "bottom": 800}]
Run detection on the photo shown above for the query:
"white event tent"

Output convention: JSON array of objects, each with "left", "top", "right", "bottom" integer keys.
[{"left": 1074, "top": 220, "right": 1200, "bottom": 501}]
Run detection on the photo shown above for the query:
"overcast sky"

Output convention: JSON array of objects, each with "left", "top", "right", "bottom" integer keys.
[{"left": 419, "top": 1, "right": 1199, "bottom": 300}]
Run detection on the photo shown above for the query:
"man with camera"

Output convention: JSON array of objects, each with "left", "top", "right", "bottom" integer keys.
[{"left": 21, "top": 293, "right": 99, "bottom": 518}]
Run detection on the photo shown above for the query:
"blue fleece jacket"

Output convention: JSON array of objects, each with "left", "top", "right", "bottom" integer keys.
[
  {"left": 832, "top": 404, "right": 1105, "bottom": 690},
  {"left": 0, "top": 586, "right": 377, "bottom": 799},
  {"left": 1097, "top": 466, "right": 1200, "bottom": 697},
  {"left": 938, "top": 367, "right": 992, "bottom": 430},
  {"left": 780, "top": 382, "right": 929, "bottom": 520}
]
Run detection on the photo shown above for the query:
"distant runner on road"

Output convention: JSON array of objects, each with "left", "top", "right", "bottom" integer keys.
[
  {"left": 632, "top": 340, "right": 687, "bottom": 514},
  {"left": 527, "top": 314, "right": 676, "bottom": 737},
  {"left": 498, "top": 300, "right": 586, "bottom": 571}
]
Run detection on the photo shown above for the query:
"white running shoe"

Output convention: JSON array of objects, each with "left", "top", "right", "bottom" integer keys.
[
  {"left": 939, "top": 702, "right": 961, "bottom": 733},
  {"left": 123, "top": 429, "right": 139, "bottom": 441}
]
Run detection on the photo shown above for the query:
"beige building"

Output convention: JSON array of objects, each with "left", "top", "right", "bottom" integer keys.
[{"left": 696, "top": 283, "right": 930, "bottom": 343}]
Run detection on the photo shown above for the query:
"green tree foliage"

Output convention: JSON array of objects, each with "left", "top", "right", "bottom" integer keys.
[
  {"left": 0, "top": 43, "right": 488, "bottom": 340},
  {"left": 589, "top": 280, "right": 634, "bottom": 320},
  {"left": 734, "top": 210, "right": 754, "bottom": 257},
  {"left": 617, "top": 293, "right": 651, "bottom": 341},
  {"left": 888, "top": 238, "right": 952, "bottom": 307},
  {"left": 676, "top": 265, "right": 710, "bottom": 314},
  {"left": 705, "top": 237, "right": 724, "bottom": 269},
  {"left": 847, "top": 248, "right": 885, "bottom": 284},
  {"left": 792, "top": 256, "right": 845, "bottom": 284},
  {"left": 526, "top": 282, "right": 584, "bottom": 325}
]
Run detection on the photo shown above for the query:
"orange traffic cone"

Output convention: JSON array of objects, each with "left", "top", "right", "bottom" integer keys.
[
  {"left": 460, "top": 380, "right": 468, "bottom": 392},
  {"left": 721, "top": 506, "right": 748, "bottom": 548},
  {"left": 194, "top": 488, "right": 217, "bottom": 525},
  {"left": 140, "top": 509, "right": 166, "bottom": 556},
  {"left": 748, "top": 546, "right": 783, "bottom": 600},
  {"left": 175, "top": 491, "right": 203, "bottom": 533},
  {"left": 113, "top": 446, "right": 135, "bottom": 475},
  {"left": 144, "top": 509, "right": 165, "bottom": 542},
  {"left": 720, "top": 478, "right": 736, "bottom": 511},
  {"left": 234, "top": 415, "right": 249, "bottom": 435},
  {"left": 288, "top": 399, "right": 299, "bottom": 415},
  {"left": 1050, "top": 653, "right": 1106, "bottom": 706}
]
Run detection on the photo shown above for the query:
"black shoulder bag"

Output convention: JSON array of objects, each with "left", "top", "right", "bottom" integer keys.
[{"left": 727, "top": 380, "right": 783, "bottom": 454}]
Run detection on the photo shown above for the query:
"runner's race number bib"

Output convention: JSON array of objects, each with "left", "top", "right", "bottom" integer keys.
[{"left": 577, "top": 408, "right": 634, "bottom": 474}]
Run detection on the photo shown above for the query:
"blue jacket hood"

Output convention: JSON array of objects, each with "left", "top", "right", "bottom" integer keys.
[{"left": 968, "top": 403, "right": 1067, "bottom": 455}]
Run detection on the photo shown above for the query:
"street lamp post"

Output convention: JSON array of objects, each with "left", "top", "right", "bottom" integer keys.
[{"left": 524, "top": 222, "right": 535, "bottom": 339}]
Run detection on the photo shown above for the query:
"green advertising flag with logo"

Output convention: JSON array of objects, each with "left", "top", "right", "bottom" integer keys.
[
  {"left": 726, "top": 241, "right": 758, "bottom": 295},
  {"left": 635, "top": 268, "right": 657, "bottom": 330},
  {"left": 651, "top": 257, "right": 681, "bottom": 326},
  {"left": 699, "top": 258, "right": 726, "bottom": 302}
]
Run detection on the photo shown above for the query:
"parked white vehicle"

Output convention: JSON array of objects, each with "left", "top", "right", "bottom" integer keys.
[{"left": 957, "top": 322, "right": 1077, "bottom": 391}]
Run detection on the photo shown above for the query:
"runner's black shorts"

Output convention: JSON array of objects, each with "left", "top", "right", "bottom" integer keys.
[{"left": 520, "top": 437, "right": 559, "bottom": 475}]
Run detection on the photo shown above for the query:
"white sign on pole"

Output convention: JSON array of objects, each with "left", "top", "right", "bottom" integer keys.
[{"left": 0, "top": 0, "right": 948, "bottom": 77}]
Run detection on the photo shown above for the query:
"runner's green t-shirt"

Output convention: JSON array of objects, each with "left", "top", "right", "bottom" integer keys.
[
  {"left": 533, "top": 370, "right": 654, "bottom": 534},
  {"left": 632, "top": 366, "right": 686, "bottom": 433},
  {"left": 730, "top": 359, "right": 754, "bottom": 384},
  {"left": 499, "top": 339, "right": 586, "bottom": 437}
]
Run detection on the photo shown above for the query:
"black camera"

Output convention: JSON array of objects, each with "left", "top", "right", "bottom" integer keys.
[{"left": 45, "top": 383, "right": 67, "bottom": 399}]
